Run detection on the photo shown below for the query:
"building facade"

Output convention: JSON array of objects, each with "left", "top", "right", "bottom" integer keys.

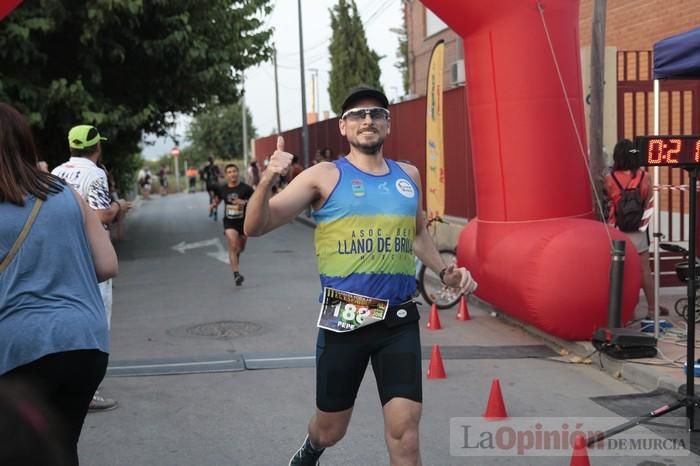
[{"left": 407, "top": 0, "right": 700, "bottom": 99}]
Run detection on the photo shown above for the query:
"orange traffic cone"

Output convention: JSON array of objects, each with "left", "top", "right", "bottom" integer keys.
[
  {"left": 456, "top": 295, "right": 470, "bottom": 321},
  {"left": 569, "top": 435, "right": 591, "bottom": 466},
  {"left": 426, "top": 303, "right": 442, "bottom": 330},
  {"left": 482, "top": 378, "right": 508, "bottom": 420},
  {"left": 427, "top": 344, "right": 447, "bottom": 379}
]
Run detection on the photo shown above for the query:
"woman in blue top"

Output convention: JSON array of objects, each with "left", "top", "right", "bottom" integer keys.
[{"left": 0, "top": 103, "right": 118, "bottom": 466}]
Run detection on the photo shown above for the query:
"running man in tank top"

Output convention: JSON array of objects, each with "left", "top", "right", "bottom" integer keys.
[{"left": 245, "top": 86, "right": 477, "bottom": 466}]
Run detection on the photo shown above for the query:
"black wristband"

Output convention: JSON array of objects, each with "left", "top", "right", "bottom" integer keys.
[{"left": 439, "top": 267, "right": 448, "bottom": 284}]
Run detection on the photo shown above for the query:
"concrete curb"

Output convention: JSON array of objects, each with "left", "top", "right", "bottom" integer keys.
[{"left": 472, "top": 296, "right": 683, "bottom": 393}]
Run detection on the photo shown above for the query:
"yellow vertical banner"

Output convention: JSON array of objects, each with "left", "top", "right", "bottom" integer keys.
[{"left": 425, "top": 40, "right": 445, "bottom": 221}]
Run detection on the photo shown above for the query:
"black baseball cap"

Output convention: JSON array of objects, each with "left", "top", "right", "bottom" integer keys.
[{"left": 341, "top": 85, "right": 389, "bottom": 113}]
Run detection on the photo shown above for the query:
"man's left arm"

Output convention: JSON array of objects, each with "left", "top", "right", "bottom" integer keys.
[{"left": 401, "top": 163, "right": 477, "bottom": 294}]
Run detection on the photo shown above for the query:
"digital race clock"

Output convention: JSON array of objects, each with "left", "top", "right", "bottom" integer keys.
[{"left": 635, "top": 135, "right": 700, "bottom": 166}]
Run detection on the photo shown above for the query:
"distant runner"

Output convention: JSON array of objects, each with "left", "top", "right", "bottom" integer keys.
[{"left": 212, "top": 163, "right": 254, "bottom": 286}]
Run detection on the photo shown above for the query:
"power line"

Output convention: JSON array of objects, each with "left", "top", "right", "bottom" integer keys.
[
  {"left": 273, "top": 0, "right": 397, "bottom": 60},
  {"left": 276, "top": 36, "right": 330, "bottom": 58},
  {"left": 362, "top": 0, "right": 399, "bottom": 27},
  {"left": 260, "top": 67, "right": 301, "bottom": 91},
  {"left": 279, "top": 49, "right": 329, "bottom": 68}
]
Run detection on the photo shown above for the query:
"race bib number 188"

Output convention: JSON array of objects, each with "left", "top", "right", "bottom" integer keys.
[{"left": 317, "top": 288, "right": 389, "bottom": 333}]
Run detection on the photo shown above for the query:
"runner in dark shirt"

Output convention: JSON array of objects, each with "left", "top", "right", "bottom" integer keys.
[
  {"left": 203, "top": 157, "right": 222, "bottom": 220},
  {"left": 211, "top": 163, "right": 254, "bottom": 285}
]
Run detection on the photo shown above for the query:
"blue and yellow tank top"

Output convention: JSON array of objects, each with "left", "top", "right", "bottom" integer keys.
[{"left": 312, "top": 157, "right": 418, "bottom": 304}]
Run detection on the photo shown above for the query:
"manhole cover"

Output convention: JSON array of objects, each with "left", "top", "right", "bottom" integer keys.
[{"left": 185, "top": 321, "right": 261, "bottom": 338}]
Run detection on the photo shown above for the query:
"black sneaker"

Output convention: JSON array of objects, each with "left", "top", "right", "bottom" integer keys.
[
  {"left": 289, "top": 435, "right": 323, "bottom": 466},
  {"left": 235, "top": 273, "right": 244, "bottom": 286}
]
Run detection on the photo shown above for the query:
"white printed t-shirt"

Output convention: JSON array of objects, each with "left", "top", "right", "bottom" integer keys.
[
  {"left": 52, "top": 156, "right": 114, "bottom": 327},
  {"left": 52, "top": 157, "right": 112, "bottom": 211}
]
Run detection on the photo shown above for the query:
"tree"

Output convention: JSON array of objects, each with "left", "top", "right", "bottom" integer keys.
[
  {"left": 392, "top": 2, "right": 409, "bottom": 95},
  {"left": 327, "top": 0, "right": 383, "bottom": 114},
  {"left": 0, "top": 0, "right": 273, "bottom": 191},
  {"left": 186, "top": 102, "right": 256, "bottom": 162}
]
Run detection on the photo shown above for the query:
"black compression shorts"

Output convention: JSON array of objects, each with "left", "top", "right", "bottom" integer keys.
[
  {"left": 223, "top": 219, "right": 244, "bottom": 235},
  {"left": 315, "top": 302, "right": 422, "bottom": 412}
]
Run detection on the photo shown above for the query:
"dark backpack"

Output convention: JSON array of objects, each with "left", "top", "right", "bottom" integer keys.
[{"left": 611, "top": 171, "right": 645, "bottom": 232}]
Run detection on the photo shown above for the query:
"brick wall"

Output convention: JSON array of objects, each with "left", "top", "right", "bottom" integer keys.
[
  {"left": 579, "top": 0, "right": 700, "bottom": 50},
  {"left": 406, "top": 1, "right": 462, "bottom": 97},
  {"left": 408, "top": 0, "right": 700, "bottom": 97}
]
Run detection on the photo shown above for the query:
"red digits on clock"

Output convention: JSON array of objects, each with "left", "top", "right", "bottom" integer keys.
[
  {"left": 696, "top": 140, "right": 700, "bottom": 163},
  {"left": 666, "top": 139, "right": 681, "bottom": 164},
  {"left": 648, "top": 139, "right": 663, "bottom": 164}
]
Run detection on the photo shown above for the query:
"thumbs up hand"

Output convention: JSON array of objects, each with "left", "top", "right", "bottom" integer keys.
[{"left": 266, "top": 136, "right": 294, "bottom": 177}]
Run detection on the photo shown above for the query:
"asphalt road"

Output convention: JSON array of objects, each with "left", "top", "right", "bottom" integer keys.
[{"left": 78, "top": 192, "right": 699, "bottom": 466}]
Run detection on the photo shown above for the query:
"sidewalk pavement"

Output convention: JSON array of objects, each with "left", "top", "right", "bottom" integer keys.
[
  {"left": 478, "top": 292, "right": 694, "bottom": 395},
  {"left": 296, "top": 212, "right": 697, "bottom": 396}
]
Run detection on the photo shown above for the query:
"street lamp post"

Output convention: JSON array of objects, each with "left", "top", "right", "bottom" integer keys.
[{"left": 297, "top": 0, "right": 309, "bottom": 168}]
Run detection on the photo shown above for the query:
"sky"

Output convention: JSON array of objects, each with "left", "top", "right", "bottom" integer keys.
[{"left": 142, "top": 0, "right": 405, "bottom": 159}]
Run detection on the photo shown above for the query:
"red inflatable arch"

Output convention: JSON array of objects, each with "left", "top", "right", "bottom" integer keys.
[
  {"left": 0, "top": 0, "right": 22, "bottom": 22},
  {"left": 421, "top": 0, "right": 640, "bottom": 340}
]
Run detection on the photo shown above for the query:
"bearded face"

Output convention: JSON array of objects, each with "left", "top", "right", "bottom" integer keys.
[{"left": 339, "top": 99, "right": 391, "bottom": 156}]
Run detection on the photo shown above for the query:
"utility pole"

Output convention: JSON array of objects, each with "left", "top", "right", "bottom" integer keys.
[
  {"left": 310, "top": 72, "right": 316, "bottom": 113},
  {"left": 241, "top": 72, "right": 248, "bottom": 168},
  {"left": 589, "top": 0, "right": 607, "bottom": 219},
  {"left": 273, "top": 46, "right": 282, "bottom": 134},
  {"left": 315, "top": 69, "right": 320, "bottom": 116},
  {"left": 309, "top": 68, "right": 319, "bottom": 114},
  {"left": 297, "top": 0, "right": 309, "bottom": 168},
  {"left": 315, "top": 70, "right": 320, "bottom": 117},
  {"left": 168, "top": 121, "right": 180, "bottom": 192},
  {"left": 171, "top": 144, "right": 180, "bottom": 192}
]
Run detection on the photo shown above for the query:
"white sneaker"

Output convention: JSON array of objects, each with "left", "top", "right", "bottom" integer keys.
[{"left": 88, "top": 391, "right": 118, "bottom": 412}]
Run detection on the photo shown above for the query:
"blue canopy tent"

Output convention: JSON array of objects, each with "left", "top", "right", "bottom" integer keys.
[
  {"left": 649, "top": 27, "right": 700, "bottom": 333},
  {"left": 654, "top": 27, "right": 700, "bottom": 80}
]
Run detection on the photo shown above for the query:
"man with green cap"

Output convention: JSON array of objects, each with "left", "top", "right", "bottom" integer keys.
[{"left": 52, "top": 124, "right": 129, "bottom": 412}]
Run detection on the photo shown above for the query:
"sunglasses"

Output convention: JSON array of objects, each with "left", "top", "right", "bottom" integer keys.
[{"left": 341, "top": 107, "right": 390, "bottom": 122}]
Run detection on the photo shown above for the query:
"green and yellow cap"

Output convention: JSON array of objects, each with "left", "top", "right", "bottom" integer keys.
[{"left": 68, "top": 125, "right": 107, "bottom": 149}]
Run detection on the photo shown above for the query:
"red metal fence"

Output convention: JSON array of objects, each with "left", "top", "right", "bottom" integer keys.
[
  {"left": 617, "top": 50, "right": 700, "bottom": 285},
  {"left": 253, "top": 86, "right": 477, "bottom": 219},
  {"left": 253, "top": 55, "right": 700, "bottom": 286}
]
